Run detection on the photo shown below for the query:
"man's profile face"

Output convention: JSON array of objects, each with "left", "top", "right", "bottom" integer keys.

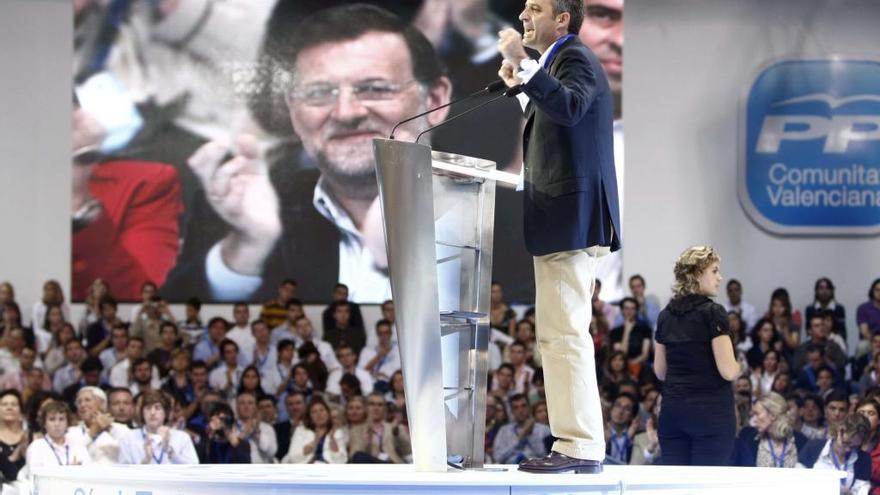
[
  {"left": 287, "top": 31, "right": 450, "bottom": 184},
  {"left": 578, "top": 0, "right": 623, "bottom": 94}
]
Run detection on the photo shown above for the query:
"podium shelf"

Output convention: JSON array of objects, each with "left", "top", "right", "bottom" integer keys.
[{"left": 435, "top": 240, "right": 479, "bottom": 251}]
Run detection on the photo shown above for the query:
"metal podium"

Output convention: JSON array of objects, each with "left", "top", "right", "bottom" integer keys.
[{"left": 373, "top": 138, "right": 496, "bottom": 472}]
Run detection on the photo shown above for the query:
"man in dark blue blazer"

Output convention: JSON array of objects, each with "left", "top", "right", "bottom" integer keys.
[{"left": 498, "top": 0, "right": 621, "bottom": 474}]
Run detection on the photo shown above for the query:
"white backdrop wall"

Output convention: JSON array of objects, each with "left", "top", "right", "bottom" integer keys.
[
  {"left": 625, "top": 0, "right": 880, "bottom": 345},
  {"left": 0, "top": 0, "right": 71, "bottom": 321}
]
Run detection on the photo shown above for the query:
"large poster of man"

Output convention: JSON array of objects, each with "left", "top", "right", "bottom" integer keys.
[{"left": 70, "top": 0, "right": 624, "bottom": 304}]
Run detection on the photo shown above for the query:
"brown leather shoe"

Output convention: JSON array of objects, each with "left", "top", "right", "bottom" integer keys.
[{"left": 518, "top": 451, "right": 603, "bottom": 474}]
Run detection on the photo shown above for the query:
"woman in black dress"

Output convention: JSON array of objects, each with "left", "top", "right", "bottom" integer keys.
[{"left": 653, "top": 246, "right": 741, "bottom": 466}]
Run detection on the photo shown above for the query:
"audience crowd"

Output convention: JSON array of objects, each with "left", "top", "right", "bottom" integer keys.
[{"left": 1, "top": 275, "right": 879, "bottom": 494}]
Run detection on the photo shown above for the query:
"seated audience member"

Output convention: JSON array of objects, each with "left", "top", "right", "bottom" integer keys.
[
  {"left": 0, "top": 347, "right": 50, "bottom": 395},
  {"left": 44, "top": 323, "right": 77, "bottom": 376},
  {"left": 108, "top": 337, "right": 160, "bottom": 389},
  {"left": 723, "top": 279, "right": 758, "bottom": 331},
  {"left": 209, "top": 339, "right": 246, "bottom": 400},
  {"left": 61, "top": 356, "right": 105, "bottom": 406},
  {"left": 625, "top": 275, "right": 661, "bottom": 329},
  {"left": 77, "top": 279, "right": 108, "bottom": 336},
  {"left": 282, "top": 397, "right": 347, "bottom": 464},
  {"left": 271, "top": 299, "right": 304, "bottom": 347},
  {"left": 261, "top": 280, "right": 297, "bottom": 330},
  {"left": 179, "top": 297, "right": 206, "bottom": 344},
  {"left": 853, "top": 334, "right": 880, "bottom": 384},
  {"left": 234, "top": 390, "right": 277, "bottom": 463},
  {"left": 798, "top": 414, "right": 871, "bottom": 493},
  {"left": 34, "top": 303, "right": 63, "bottom": 355},
  {"left": 492, "top": 394, "right": 550, "bottom": 464},
  {"left": 161, "top": 349, "right": 195, "bottom": 411},
  {"left": 248, "top": 320, "right": 276, "bottom": 383},
  {"left": 506, "top": 340, "right": 535, "bottom": 395},
  {"left": 274, "top": 392, "right": 307, "bottom": 461},
  {"left": 631, "top": 395, "right": 661, "bottom": 465},
  {"left": 600, "top": 351, "right": 632, "bottom": 393},
  {"left": 745, "top": 319, "right": 782, "bottom": 370},
  {"left": 25, "top": 400, "right": 91, "bottom": 475},
  {"left": 52, "top": 339, "right": 86, "bottom": 393},
  {"left": 237, "top": 365, "right": 269, "bottom": 405},
  {"left": 349, "top": 393, "right": 406, "bottom": 463},
  {"left": 195, "top": 402, "right": 250, "bottom": 464},
  {"left": 799, "top": 394, "right": 827, "bottom": 441},
  {"left": 193, "top": 317, "right": 230, "bottom": 369},
  {"left": 859, "top": 352, "right": 880, "bottom": 394},
  {"left": 0, "top": 390, "right": 28, "bottom": 481},
  {"left": 484, "top": 394, "right": 508, "bottom": 463},
  {"left": 294, "top": 317, "right": 340, "bottom": 372},
  {"left": 605, "top": 392, "right": 640, "bottom": 464},
  {"left": 67, "top": 386, "right": 129, "bottom": 464},
  {"left": 98, "top": 325, "right": 129, "bottom": 379},
  {"left": 385, "top": 370, "right": 405, "bottom": 412},
  {"left": 358, "top": 320, "right": 400, "bottom": 393},
  {"left": 855, "top": 398, "right": 880, "bottom": 490},
  {"left": 490, "top": 363, "right": 518, "bottom": 404},
  {"left": 323, "top": 301, "right": 367, "bottom": 355},
  {"left": 31, "top": 280, "right": 70, "bottom": 335},
  {"left": 326, "top": 345, "right": 373, "bottom": 397},
  {"left": 297, "top": 342, "right": 330, "bottom": 393},
  {"left": 146, "top": 321, "right": 181, "bottom": 377},
  {"left": 322, "top": 284, "right": 366, "bottom": 334},
  {"left": 733, "top": 392, "right": 806, "bottom": 467},
  {"left": 513, "top": 319, "right": 541, "bottom": 367},
  {"left": 108, "top": 388, "right": 135, "bottom": 427},
  {"left": 84, "top": 297, "right": 122, "bottom": 356},
  {"left": 795, "top": 345, "right": 834, "bottom": 393},
  {"left": 728, "top": 311, "right": 751, "bottom": 355},
  {"left": 341, "top": 396, "right": 368, "bottom": 444},
  {"left": 767, "top": 289, "right": 800, "bottom": 356},
  {"left": 609, "top": 298, "right": 652, "bottom": 376},
  {"left": 792, "top": 314, "right": 847, "bottom": 374},
  {"left": 262, "top": 339, "right": 296, "bottom": 396},
  {"left": 130, "top": 295, "right": 175, "bottom": 354},
  {"left": 771, "top": 372, "right": 793, "bottom": 397},
  {"left": 857, "top": 279, "right": 880, "bottom": 353},
  {"left": 186, "top": 390, "right": 222, "bottom": 437},
  {"left": 130, "top": 357, "right": 159, "bottom": 396},
  {"left": 118, "top": 390, "right": 198, "bottom": 464},
  {"left": 820, "top": 391, "right": 850, "bottom": 436},
  {"left": 282, "top": 363, "right": 314, "bottom": 404},
  {"left": 227, "top": 303, "right": 254, "bottom": 353},
  {"left": 750, "top": 349, "right": 781, "bottom": 399},
  {"left": 258, "top": 395, "right": 278, "bottom": 426}
]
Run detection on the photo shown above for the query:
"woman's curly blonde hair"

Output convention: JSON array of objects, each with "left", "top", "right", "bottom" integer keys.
[
  {"left": 672, "top": 245, "right": 721, "bottom": 298},
  {"left": 757, "top": 392, "right": 794, "bottom": 440}
]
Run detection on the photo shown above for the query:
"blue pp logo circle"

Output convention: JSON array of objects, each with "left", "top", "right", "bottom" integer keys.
[{"left": 740, "top": 59, "right": 880, "bottom": 235}]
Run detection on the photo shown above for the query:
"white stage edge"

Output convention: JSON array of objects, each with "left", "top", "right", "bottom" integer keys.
[{"left": 33, "top": 464, "right": 842, "bottom": 495}]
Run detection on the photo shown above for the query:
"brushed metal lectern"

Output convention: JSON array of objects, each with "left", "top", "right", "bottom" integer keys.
[{"left": 373, "top": 138, "right": 497, "bottom": 472}]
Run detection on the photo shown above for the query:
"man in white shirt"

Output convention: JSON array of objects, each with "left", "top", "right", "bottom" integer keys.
[
  {"left": 293, "top": 316, "right": 339, "bottom": 372},
  {"left": 326, "top": 344, "right": 373, "bottom": 397},
  {"left": 262, "top": 339, "right": 296, "bottom": 396},
  {"left": 797, "top": 414, "right": 870, "bottom": 494},
  {"left": 249, "top": 320, "right": 277, "bottom": 383},
  {"left": 226, "top": 303, "right": 256, "bottom": 361},
  {"left": 108, "top": 337, "right": 160, "bottom": 389},
  {"left": 66, "top": 386, "right": 130, "bottom": 464},
  {"left": 724, "top": 279, "right": 759, "bottom": 331},
  {"left": 209, "top": 339, "right": 245, "bottom": 399},
  {"left": 234, "top": 390, "right": 277, "bottom": 463},
  {"left": 358, "top": 319, "right": 400, "bottom": 390}
]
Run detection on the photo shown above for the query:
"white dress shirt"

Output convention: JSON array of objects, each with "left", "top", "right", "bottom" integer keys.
[
  {"left": 357, "top": 344, "right": 401, "bottom": 381},
  {"left": 241, "top": 421, "right": 277, "bottom": 464},
  {"left": 66, "top": 422, "right": 130, "bottom": 464},
  {"left": 325, "top": 367, "right": 374, "bottom": 396},
  {"left": 117, "top": 427, "right": 199, "bottom": 464},
  {"left": 25, "top": 436, "right": 91, "bottom": 472},
  {"left": 281, "top": 425, "right": 347, "bottom": 464},
  {"left": 209, "top": 363, "right": 244, "bottom": 396}
]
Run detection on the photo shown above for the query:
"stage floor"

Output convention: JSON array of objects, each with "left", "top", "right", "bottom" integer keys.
[{"left": 33, "top": 463, "right": 841, "bottom": 495}]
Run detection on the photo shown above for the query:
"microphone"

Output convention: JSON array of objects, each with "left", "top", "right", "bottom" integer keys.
[
  {"left": 389, "top": 79, "right": 509, "bottom": 139},
  {"left": 415, "top": 86, "right": 522, "bottom": 144}
]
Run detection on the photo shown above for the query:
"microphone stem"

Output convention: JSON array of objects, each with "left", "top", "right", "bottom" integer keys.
[
  {"left": 390, "top": 88, "right": 489, "bottom": 139},
  {"left": 415, "top": 91, "right": 511, "bottom": 144}
]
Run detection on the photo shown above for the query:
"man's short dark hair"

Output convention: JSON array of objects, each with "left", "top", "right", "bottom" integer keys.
[
  {"left": 509, "top": 393, "right": 529, "bottom": 407},
  {"left": 190, "top": 360, "right": 208, "bottom": 372},
  {"left": 286, "top": 298, "right": 303, "bottom": 309},
  {"left": 614, "top": 391, "right": 640, "bottom": 417},
  {"left": 552, "top": 0, "right": 585, "bottom": 34},
  {"left": 220, "top": 338, "right": 239, "bottom": 354},
  {"left": 727, "top": 279, "right": 741, "bottom": 290},
  {"left": 277, "top": 339, "right": 296, "bottom": 354},
  {"left": 629, "top": 274, "right": 645, "bottom": 286},
  {"left": 208, "top": 317, "right": 229, "bottom": 330},
  {"left": 375, "top": 319, "right": 392, "bottom": 331},
  {"left": 281, "top": 278, "right": 298, "bottom": 288},
  {"left": 619, "top": 296, "right": 640, "bottom": 312},
  {"left": 80, "top": 357, "right": 103, "bottom": 373},
  {"left": 186, "top": 297, "right": 202, "bottom": 311},
  {"left": 825, "top": 390, "right": 848, "bottom": 407}
]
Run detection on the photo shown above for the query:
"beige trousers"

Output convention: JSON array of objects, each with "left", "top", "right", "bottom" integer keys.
[{"left": 534, "top": 248, "right": 605, "bottom": 461}]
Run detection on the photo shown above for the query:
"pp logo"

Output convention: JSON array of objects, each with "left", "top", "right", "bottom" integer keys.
[{"left": 740, "top": 59, "right": 880, "bottom": 235}]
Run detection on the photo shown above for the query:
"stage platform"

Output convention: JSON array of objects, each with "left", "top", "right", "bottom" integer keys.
[{"left": 33, "top": 463, "right": 842, "bottom": 495}]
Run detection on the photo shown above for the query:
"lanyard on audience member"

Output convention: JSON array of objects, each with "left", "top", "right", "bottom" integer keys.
[
  {"left": 542, "top": 34, "right": 575, "bottom": 70},
  {"left": 141, "top": 428, "right": 165, "bottom": 464},
  {"left": 610, "top": 429, "right": 630, "bottom": 462},
  {"left": 255, "top": 349, "right": 270, "bottom": 371},
  {"left": 767, "top": 436, "right": 788, "bottom": 468},
  {"left": 45, "top": 438, "right": 69, "bottom": 466},
  {"left": 830, "top": 441, "right": 855, "bottom": 488}
]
